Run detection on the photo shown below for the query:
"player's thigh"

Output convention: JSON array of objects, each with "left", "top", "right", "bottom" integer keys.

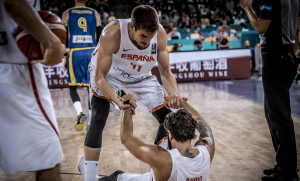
[
  {"left": 0, "top": 63, "right": 63, "bottom": 174},
  {"left": 125, "top": 75, "right": 165, "bottom": 112}
]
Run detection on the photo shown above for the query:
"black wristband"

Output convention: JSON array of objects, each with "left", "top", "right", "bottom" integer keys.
[{"left": 123, "top": 100, "right": 130, "bottom": 105}]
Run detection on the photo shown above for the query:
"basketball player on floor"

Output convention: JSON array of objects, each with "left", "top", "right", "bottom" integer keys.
[
  {"left": 0, "top": 0, "right": 65, "bottom": 180},
  {"left": 80, "top": 94, "right": 214, "bottom": 181},
  {"left": 62, "top": 0, "right": 101, "bottom": 132},
  {"left": 81, "top": 5, "right": 183, "bottom": 181}
]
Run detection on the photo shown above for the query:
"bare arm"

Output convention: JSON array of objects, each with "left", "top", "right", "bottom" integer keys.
[
  {"left": 3, "top": 0, "right": 65, "bottom": 65},
  {"left": 94, "top": 10, "right": 101, "bottom": 27},
  {"left": 178, "top": 98, "right": 215, "bottom": 162},
  {"left": 95, "top": 21, "right": 131, "bottom": 110},
  {"left": 62, "top": 10, "right": 69, "bottom": 70},
  {"left": 157, "top": 26, "right": 180, "bottom": 108},
  {"left": 240, "top": 0, "right": 271, "bottom": 34},
  {"left": 62, "top": 10, "right": 69, "bottom": 26},
  {"left": 120, "top": 103, "right": 172, "bottom": 178}
]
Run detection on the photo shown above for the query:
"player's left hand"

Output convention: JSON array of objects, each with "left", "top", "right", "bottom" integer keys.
[
  {"left": 164, "top": 94, "right": 179, "bottom": 109},
  {"left": 121, "top": 94, "right": 137, "bottom": 115}
]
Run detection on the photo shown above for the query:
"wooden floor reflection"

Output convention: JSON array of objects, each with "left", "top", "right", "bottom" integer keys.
[{"left": 1, "top": 82, "right": 300, "bottom": 181}]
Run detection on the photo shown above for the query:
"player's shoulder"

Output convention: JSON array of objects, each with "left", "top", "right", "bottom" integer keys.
[
  {"left": 157, "top": 24, "right": 167, "bottom": 37},
  {"left": 100, "top": 20, "right": 120, "bottom": 53},
  {"left": 157, "top": 24, "right": 168, "bottom": 48},
  {"left": 102, "top": 20, "right": 120, "bottom": 39},
  {"left": 62, "top": 8, "right": 70, "bottom": 16}
]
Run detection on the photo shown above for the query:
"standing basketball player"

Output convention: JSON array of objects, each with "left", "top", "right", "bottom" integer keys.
[
  {"left": 62, "top": 0, "right": 101, "bottom": 132},
  {"left": 81, "top": 94, "right": 214, "bottom": 181},
  {"left": 81, "top": 5, "right": 182, "bottom": 181},
  {"left": 240, "top": 0, "right": 299, "bottom": 180},
  {"left": 0, "top": 0, "right": 65, "bottom": 180}
]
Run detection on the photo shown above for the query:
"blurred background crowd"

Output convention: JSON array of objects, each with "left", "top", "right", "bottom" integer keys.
[{"left": 42, "top": 0, "right": 300, "bottom": 78}]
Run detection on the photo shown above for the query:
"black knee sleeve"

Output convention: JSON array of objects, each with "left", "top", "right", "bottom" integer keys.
[
  {"left": 152, "top": 107, "right": 172, "bottom": 144},
  {"left": 84, "top": 95, "right": 110, "bottom": 148},
  {"left": 154, "top": 124, "right": 167, "bottom": 145},
  {"left": 69, "top": 86, "right": 80, "bottom": 103},
  {"left": 87, "top": 87, "right": 91, "bottom": 110},
  {"left": 152, "top": 107, "right": 172, "bottom": 124}
]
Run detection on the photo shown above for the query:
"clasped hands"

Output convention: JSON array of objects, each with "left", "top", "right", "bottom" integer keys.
[
  {"left": 164, "top": 95, "right": 188, "bottom": 109},
  {"left": 119, "top": 93, "right": 188, "bottom": 115}
]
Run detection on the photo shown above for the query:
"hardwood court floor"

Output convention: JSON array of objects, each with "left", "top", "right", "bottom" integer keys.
[{"left": 1, "top": 82, "right": 300, "bottom": 181}]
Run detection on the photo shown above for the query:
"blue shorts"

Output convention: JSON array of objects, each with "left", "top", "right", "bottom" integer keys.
[{"left": 67, "top": 47, "right": 95, "bottom": 86}]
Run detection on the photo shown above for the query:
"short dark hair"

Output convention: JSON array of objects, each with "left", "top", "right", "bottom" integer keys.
[
  {"left": 131, "top": 5, "right": 159, "bottom": 33},
  {"left": 164, "top": 110, "right": 197, "bottom": 143},
  {"left": 76, "top": 0, "right": 87, "bottom": 4},
  {"left": 194, "top": 40, "right": 201, "bottom": 45}
]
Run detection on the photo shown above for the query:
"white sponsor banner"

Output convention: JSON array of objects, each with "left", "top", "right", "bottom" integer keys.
[{"left": 73, "top": 35, "right": 93, "bottom": 43}]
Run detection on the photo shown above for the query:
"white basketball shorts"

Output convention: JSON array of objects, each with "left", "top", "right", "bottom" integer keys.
[
  {"left": 0, "top": 62, "right": 64, "bottom": 174},
  {"left": 89, "top": 67, "right": 165, "bottom": 114}
]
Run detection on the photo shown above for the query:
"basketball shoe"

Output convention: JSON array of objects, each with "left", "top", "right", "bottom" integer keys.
[{"left": 75, "top": 112, "right": 87, "bottom": 132}]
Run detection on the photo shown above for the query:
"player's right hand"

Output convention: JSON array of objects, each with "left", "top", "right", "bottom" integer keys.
[
  {"left": 164, "top": 95, "right": 188, "bottom": 109},
  {"left": 121, "top": 94, "right": 137, "bottom": 115},
  {"left": 38, "top": 36, "right": 66, "bottom": 66}
]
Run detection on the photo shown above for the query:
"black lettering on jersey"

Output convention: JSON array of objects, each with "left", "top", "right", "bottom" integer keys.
[
  {"left": 151, "top": 43, "right": 156, "bottom": 54},
  {"left": 0, "top": 32, "right": 8, "bottom": 45}
]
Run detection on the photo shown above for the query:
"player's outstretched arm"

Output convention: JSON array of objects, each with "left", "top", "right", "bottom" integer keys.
[
  {"left": 120, "top": 96, "right": 172, "bottom": 179},
  {"left": 3, "top": 0, "right": 65, "bottom": 65},
  {"left": 165, "top": 96, "right": 215, "bottom": 162},
  {"left": 156, "top": 25, "right": 181, "bottom": 109},
  {"left": 180, "top": 98, "right": 215, "bottom": 162},
  {"left": 95, "top": 21, "right": 131, "bottom": 111}
]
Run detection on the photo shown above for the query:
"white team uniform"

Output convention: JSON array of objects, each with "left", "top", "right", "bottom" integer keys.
[
  {"left": 89, "top": 19, "right": 165, "bottom": 113},
  {"left": 117, "top": 139, "right": 211, "bottom": 181},
  {"left": 0, "top": 0, "right": 63, "bottom": 174}
]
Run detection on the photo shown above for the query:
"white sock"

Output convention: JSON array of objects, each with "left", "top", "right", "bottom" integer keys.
[
  {"left": 85, "top": 160, "right": 99, "bottom": 181},
  {"left": 88, "top": 109, "right": 92, "bottom": 125},
  {"left": 73, "top": 101, "right": 83, "bottom": 116}
]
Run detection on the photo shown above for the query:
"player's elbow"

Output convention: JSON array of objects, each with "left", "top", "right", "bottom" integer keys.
[
  {"left": 121, "top": 134, "right": 134, "bottom": 146},
  {"left": 121, "top": 136, "right": 126, "bottom": 145},
  {"left": 257, "top": 29, "right": 266, "bottom": 35},
  {"left": 121, "top": 135, "right": 129, "bottom": 145},
  {"left": 95, "top": 75, "right": 106, "bottom": 88},
  {"left": 256, "top": 25, "right": 268, "bottom": 35}
]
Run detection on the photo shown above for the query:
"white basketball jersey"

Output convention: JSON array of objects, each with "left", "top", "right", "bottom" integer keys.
[
  {"left": 90, "top": 19, "right": 158, "bottom": 82},
  {"left": 118, "top": 145, "right": 211, "bottom": 181},
  {"left": 0, "top": 0, "right": 40, "bottom": 64},
  {"left": 165, "top": 145, "right": 210, "bottom": 181}
]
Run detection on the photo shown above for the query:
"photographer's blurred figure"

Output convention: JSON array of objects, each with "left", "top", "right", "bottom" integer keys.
[
  {"left": 168, "top": 27, "right": 181, "bottom": 39},
  {"left": 172, "top": 43, "right": 181, "bottom": 52},
  {"left": 194, "top": 40, "right": 205, "bottom": 51}
]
